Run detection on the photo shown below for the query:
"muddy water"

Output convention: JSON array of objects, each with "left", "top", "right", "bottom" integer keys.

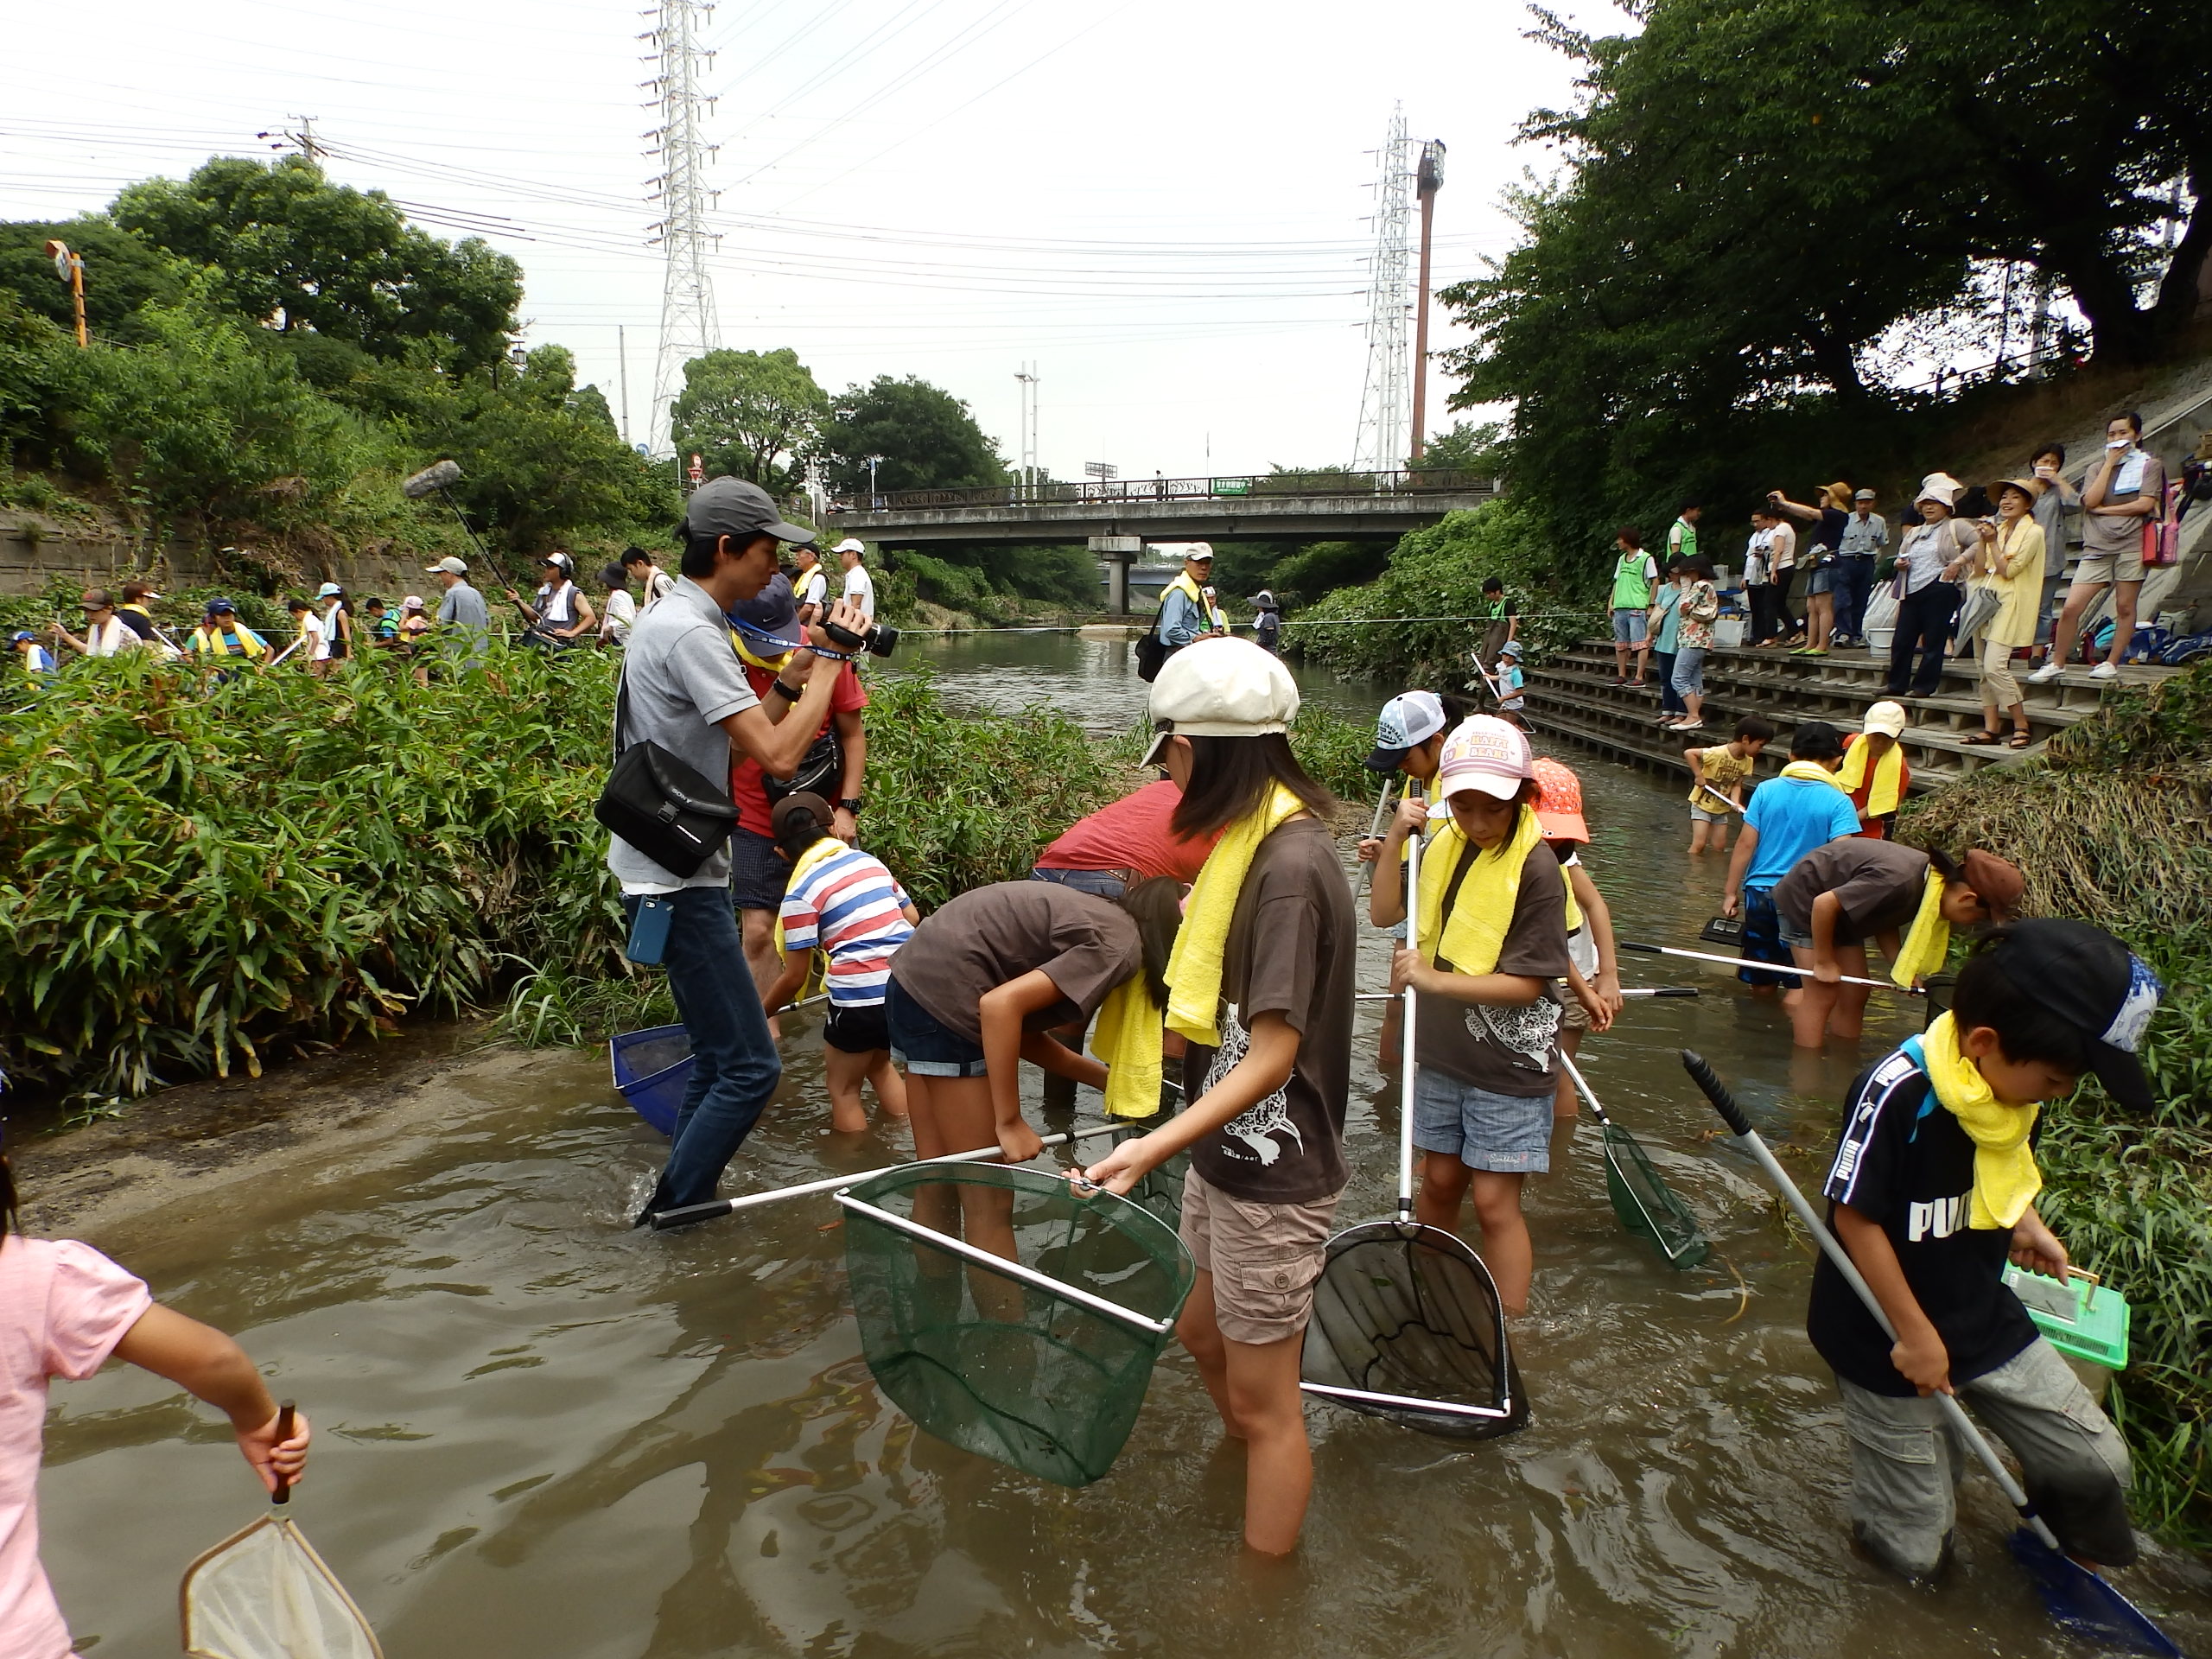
[{"left": 38, "top": 653, "right": 2212, "bottom": 1657}]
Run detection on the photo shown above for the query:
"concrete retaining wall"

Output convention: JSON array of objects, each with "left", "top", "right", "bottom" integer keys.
[{"left": 0, "top": 512, "right": 428, "bottom": 601}]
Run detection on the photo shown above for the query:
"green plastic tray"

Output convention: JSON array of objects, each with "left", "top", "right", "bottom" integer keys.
[{"left": 2004, "top": 1266, "right": 2131, "bottom": 1370}]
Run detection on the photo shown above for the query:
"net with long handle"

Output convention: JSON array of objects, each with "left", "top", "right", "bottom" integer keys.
[
  {"left": 181, "top": 1407, "right": 383, "bottom": 1659},
  {"left": 1555, "top": 1050, "right": 1710, "bottom": 1269},
  {"left": 1300, "top": 826, "right": 1526, "bottom": 1440},
  {"left": 837, "top": 1162, "right": 1194, "bottom": 1488}
]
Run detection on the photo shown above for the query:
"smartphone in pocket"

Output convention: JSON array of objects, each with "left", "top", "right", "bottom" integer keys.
[{"left": 626, "top": 895, "right": 675, "bottom": 965}]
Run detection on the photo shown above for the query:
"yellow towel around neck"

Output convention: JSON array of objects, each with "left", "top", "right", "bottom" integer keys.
[
  {"left": 1890, "top": 868, "right": 1950, "bottom": 988},
  {"left": 771, "top": 835, "right": 847, "bottom": 965},
  {"left": 1091, "top": 975, "right": 1163, "bottom": 1119},
  {"left": 1779, "top": 760, "right": 1848, "bottom": 789},
  {"left": 1836, "top": 736, "right": 1904, "bottom": 816},
  {"left": 1164, "top": 780, "right": 1307, "bottom": 1046},
  {"left": 1920, "top": 1012, "right": 2040, "bottom": 1228},
  {"left": 1416, "top": 802, "right": 1545, "bottom": 975}
]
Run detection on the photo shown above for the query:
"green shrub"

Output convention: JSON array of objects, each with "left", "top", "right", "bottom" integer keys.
[{"left": 1294, "top": 498, "right": 1605, "bottom": 688}]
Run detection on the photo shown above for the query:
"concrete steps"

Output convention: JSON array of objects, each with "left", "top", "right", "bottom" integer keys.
[{"left": 1523, "top": 639, "right": 2170, "bottom": 796}]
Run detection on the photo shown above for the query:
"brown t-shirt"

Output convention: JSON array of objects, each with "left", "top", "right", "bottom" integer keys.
[
  {"left": 887, "top": 881, "right": 1140, "bottom": 1045},
  {"left": 1773, "top": 838, "right": 1931, "bottom": 940},
  {"left": 1414, "top": 833, "right": 1573, "bottom": 1099},
  {"left": 1187, "top": 819, "right": 1357, "bottom": 1205},
  {"left": 2081, "top": 451, "right": 2165, "bottom": 558}
]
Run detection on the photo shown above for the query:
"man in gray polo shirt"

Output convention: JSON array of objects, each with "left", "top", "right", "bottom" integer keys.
[{"left": 613, "top": 476, "right": 861, "bottom": 1221}]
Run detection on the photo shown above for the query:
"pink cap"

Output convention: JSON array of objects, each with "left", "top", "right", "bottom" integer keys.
[{"left": 1435, "top": 715, "right": 1534, "bottom": 802}]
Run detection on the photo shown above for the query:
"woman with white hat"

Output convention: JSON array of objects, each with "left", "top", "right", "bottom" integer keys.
[
  {"left": 1885, "top": 481, "right": 1978, "bottom": 699},
  {"left": 311, "top": 582, "right": 353, "bottom": 677}
]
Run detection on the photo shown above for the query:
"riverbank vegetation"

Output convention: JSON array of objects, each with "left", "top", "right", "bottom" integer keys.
[
  {"left": 0, "top": 652, "right": 1121, "bottom": 1103},
  {"left": 1904, "top": 660, "right": 2212, "bottom": 1545}
]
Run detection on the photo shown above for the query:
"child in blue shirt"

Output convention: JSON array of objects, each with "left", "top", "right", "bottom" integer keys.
[
  {"left": 1494, "top": 640, "right": 1527, "bottom": 728},
  {"left": 1721, "top": 721, "right": 1860, "bottom": 990}
]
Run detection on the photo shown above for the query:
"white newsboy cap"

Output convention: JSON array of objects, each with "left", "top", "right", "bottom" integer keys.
[{"left": 1140, "top": 637, "right": 1300, "bottom": 765}]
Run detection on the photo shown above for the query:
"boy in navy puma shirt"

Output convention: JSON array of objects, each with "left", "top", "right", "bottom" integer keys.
[{"left": 1808, "top": 919, "right": 2161, "bottom": 1582}]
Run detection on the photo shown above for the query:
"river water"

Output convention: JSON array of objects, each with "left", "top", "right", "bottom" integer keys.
[{"left": 38, "top": 635, "right": 2211, "bottom": 1656}]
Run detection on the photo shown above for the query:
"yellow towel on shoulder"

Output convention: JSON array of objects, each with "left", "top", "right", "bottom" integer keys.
[
  {"left": 1164, "top": 780, "right": 1307, "bottom": 1046},
  {"left": 1921, "top": 1012, "right": 2040, "bottom": 1228},
  {"left": 1836, "top": 736, "right": 1904, "bottom": 816},
  {"left": 1890, "top": 868, "right": 1950, "bottom": 988},
  {"left": 1091, "top": 976, "right": 1163, "bottom": 1119},
  {"left": 771, "top": 836, "right": 845, "bottom": 966},
  {"left": 1416, "top": 803, "right": 1545, "bottom": 974},
  {"left": 1779, "top": 760, "right": 1847, "bottom": 790}
]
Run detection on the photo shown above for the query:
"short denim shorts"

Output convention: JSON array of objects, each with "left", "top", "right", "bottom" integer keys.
[
  {"left": 885, "top": 978, "right": 988, "bottom": 1077},
  {"left": 1412, "top": 1067, "right": 1554, "bottom": 1173},
  {"left": 1806, "top": 564, "right": 1836, "bottom": 596},
  {"left": 1688, "top": 803, "right": 1731, "bottom": 824},
  {"left": 1611, "top": 607, "right": 1649, "bottom": 645}
]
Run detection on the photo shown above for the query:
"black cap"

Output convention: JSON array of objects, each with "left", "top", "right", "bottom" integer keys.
[
  {"left": 728, "top": 572, "right": 802, "bottom": 651},
  {"left": 686, "top": 476, "right": 813, "bottom": 546},
  {"left": 1984, "top": 920, "right": 2163, "bottom": 1112}
]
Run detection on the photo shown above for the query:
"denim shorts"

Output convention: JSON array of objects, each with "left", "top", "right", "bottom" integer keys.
[
  {"left": 1806, "top": 565, "right": 1836, "bottom": 596},
  {"left": 1611, "top": 607, "right": 1649, "bottom": 645},
  {"left": 728, "top": 826, "right": 790, "bottom": 913},
  {"left": 885, "top": 978, "right": 988, "bottom": 1077},
  {"left": 1030, "top": 864, "right": 1128, "bottom": 899},
  {"left": 1688, "top": 804, "right": 1731, "bottom": 824},
  {"left": 1412, "top": 1067, "right": 1553, "bottom": 1173}
]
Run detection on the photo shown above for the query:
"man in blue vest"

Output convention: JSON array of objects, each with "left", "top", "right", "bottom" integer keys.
[{"left": 1154, "top": 543, "right": 1225, "bottom": 655}]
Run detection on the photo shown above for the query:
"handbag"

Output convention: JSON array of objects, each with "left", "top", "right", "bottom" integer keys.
[
  {"left": 594, "top": 667, "right": 740, "bottom": 878},
  {"left": 2143, "top": 480, "right": 2182, "bottom": 568},
  {"left": 1133, "top": 630, "right": 1169, "bottom": 682},
  {"left": 762, "top": 724, "right": 843, "bottom": 804}
]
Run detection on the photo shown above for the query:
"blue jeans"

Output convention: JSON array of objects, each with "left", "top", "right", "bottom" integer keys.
[
  {"left": 624, "top": 887, "right": 782, "bottom": 1217},
  {"left": 1834, "top": 556, "right": 1876, "bottom": 640},
  {"left": 1029, "top": 865, "right": 1128, "bottom": 899},
  {"left": 1653, "top": 650, "right": 1684, "bottom": 715}
]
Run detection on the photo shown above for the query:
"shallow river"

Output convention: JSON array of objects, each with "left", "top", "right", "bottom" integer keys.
[{"left": 40, "top": 638, "right": 2212, "bottom": 1656}]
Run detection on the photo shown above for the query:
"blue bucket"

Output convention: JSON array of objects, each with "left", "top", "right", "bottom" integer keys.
[{"left": 609, "top": 1025, "right": 693, "bottom": 1136}]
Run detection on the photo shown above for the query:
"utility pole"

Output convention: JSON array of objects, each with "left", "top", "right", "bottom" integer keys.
[
  {"left": 643, "top": 0, "right": 721, "bottom": 456},
  {"left": 285, "top": 115, "right": 323, "bottom": 162},
  {"left": 866, "top": 454, "right": 884, "bottom": 502},
  {"left": 618, "top": 324, "right": 632, "bottom": 448},
  {"left": 42, "top": 241, "right": 86, "bottom": 347},
  {"left": 1014, "top": 364, "right": 1040, "bottom": 497},
  {"left": 1353, "top": 105, "right": 1412, "bottom": 474},
  {"left": 1408, "top": 139, "right": 1446, "bottom": 466}
]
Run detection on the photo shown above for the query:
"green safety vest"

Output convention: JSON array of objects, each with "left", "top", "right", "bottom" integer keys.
[{"left": 1611, "top": 551, "right": 1656, "bottom": 611}]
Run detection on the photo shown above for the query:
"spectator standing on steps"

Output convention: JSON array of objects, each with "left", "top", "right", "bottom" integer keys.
[
  {"left": 1834, "top": 489, "right": 1889, "bottom": 647},
  {"left": 611, "top": 476, "right": 867, "bottom": 1221},
  {"left": 1608, "top": 527, "right": 1660, "bottom": 686},
  {"left": 1479, "top": 576, "right": 1518, "bottom": 667},
  {"left": 1648, "top": 559, "right": 1688, "bottom": 723},
  {"left": 2025, "top": 443, "right": 2078, "bottom": 647},
  {"left": 2033, "top": 413, "right": 2164, "bottom": 684},
  {"left": 1745, "top": 508, "right": 1783, "bottom": 647},
  {"left": 1770, "top": 482, "right": 1853, "bottom": 656},
  {"left": 1667, "top": 499, "right": 1702, "bottom": 568},
  {"left": 1961, "top": 479, "right": 2047, "bottom": 749},
  {"left": 1886, "top": 482, "right": 1977, "bottom": 699},
  {"left": 1664, "top": 557, "right": 1720, "bottom": 733}
]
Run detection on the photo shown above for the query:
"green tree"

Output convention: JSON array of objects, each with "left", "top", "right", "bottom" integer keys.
[
  {"left": 818, "top": 374, "right": 1008, "bottom": 494},
  {"left": 0, "top": 217, "right": 187, "bottom": 345},
  {"left": 111, "top": 156, "right": 522, "bottom": 372},
  {"left": 669, "top": 347, "right": 828, "bottom": 494}
]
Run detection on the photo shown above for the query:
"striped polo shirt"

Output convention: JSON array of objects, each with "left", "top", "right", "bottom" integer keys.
[{"left": 779, "top": 844, "right": 915, "bottom": 1007}]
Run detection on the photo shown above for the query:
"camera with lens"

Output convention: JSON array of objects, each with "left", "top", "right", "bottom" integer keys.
[{"left": 821, "top": 616, "right": 899, "bottom": 658}]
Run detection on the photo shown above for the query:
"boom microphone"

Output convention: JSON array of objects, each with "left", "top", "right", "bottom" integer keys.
[{"left": 402, "top": 459, "right": 463, "bottom": 499}]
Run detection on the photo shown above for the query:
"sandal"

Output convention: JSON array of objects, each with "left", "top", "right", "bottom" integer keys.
[
  {"left": 1959, "top": 730, "right": 2002, "bottom": 747},
  {"left": 2007, "top": 732, "right": 2033, "bottom": 749}
]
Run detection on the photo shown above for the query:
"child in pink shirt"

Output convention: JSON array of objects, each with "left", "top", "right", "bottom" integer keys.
[{"left": 0, "top": 1154, "right": 309, "bottom": 1659}]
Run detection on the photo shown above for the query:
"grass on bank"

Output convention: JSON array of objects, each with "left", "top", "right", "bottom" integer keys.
[{"left": 1904, "top": 658, "right": 2212, "bottom": 1548}]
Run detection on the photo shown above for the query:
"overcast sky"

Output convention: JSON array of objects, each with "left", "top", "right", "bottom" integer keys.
[{"left": 5, "top": 0, "right": 1617, "bottom": 479}]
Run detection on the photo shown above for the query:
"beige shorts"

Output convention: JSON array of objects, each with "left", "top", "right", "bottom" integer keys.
[
  {"left": 1178, "top": 1166, "right": 1340, "bottom": 1345},
  {"left": 1557, "top": 977, "right": 1590, "bottom": 1033},
  {"left": 2074, "top": 544, "right": 2145, "bottom": 586}
]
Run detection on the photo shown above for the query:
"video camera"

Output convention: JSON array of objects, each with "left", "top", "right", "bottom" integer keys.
[{"left": 820, "top": 616, "right": 899, "bottom": 658}]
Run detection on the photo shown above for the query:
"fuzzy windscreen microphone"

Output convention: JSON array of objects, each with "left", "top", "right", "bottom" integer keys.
[{"left": 401, "top": 459, "right": 463, "bottom": 499}]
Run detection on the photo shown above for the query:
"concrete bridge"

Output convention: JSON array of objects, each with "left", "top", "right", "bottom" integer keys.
[{"left": 825, "top": 469, "right": 1497, "bottom": 548}]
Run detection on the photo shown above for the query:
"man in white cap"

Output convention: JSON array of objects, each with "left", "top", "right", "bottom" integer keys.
[
  {"left": 615, "top": 476, "right": 870, "bottom": 1224},
  {"left": 424, "top": 556, "right": 490, "bottom": 635},
  {"left": 1082, "top": 636, "right": 1354, "bottom": 1557},
  {"left": 833, "top": 537, "right": 874, "bottom": 622},
  {"left": 1153, "top": 543, "right": 1224, "bottom": 658}
]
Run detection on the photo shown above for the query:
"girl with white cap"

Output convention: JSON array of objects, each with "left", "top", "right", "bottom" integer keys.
[
  {"left": 1084, "top": 637, "right": 1353, "bottom": 1556},
  {"left": 1367, "top": 715, "right": 1572, "bottom": 1316}
]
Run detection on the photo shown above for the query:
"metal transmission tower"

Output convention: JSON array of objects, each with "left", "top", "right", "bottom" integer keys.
[
  {"left": 1353, "top": 106, "right": 1413, "bottom": 473},
  {"left": 642, "top": 0, "right": 721, "bottom": 459}
]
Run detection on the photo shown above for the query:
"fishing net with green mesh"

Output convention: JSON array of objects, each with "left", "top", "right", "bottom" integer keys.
[
  {"left": 837, "top": 1162, "right": 1195, "bottom": 1487},
  {"left": 1602, "top": 1122, "right": 1711, "bottom": 1269}
]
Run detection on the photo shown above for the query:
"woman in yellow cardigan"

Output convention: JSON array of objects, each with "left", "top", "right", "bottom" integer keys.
[{"left": 1962, "top": 477, "right": 2047, "bottom": 749}]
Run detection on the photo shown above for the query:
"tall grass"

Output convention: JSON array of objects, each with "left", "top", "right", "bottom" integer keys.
[
  {"left": 1904, "top": 658, "right": 2212, "bottom": 1547},
  {"left": 0, "top": 650, "right": 1123, "bottom": 1090}
]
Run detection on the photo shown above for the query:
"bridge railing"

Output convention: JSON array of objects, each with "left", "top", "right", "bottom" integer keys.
[{"left": 830, "top": 468, "right": 1497, "bottom": 514}]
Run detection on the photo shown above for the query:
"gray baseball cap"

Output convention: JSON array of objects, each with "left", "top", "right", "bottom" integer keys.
[
  {"left": 686, "top": 476, "right": 813, "bottom": 546},
  {"left": 423, "top": 556, "right": 468, "bottom": 575}
]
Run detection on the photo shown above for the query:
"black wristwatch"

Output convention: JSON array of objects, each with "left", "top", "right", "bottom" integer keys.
[
  {"left": 772, "top": 678, "right": 802, "bottom": 702},
  {"left": 838, "top": 798, "right": 864, "bottom": 816}
]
